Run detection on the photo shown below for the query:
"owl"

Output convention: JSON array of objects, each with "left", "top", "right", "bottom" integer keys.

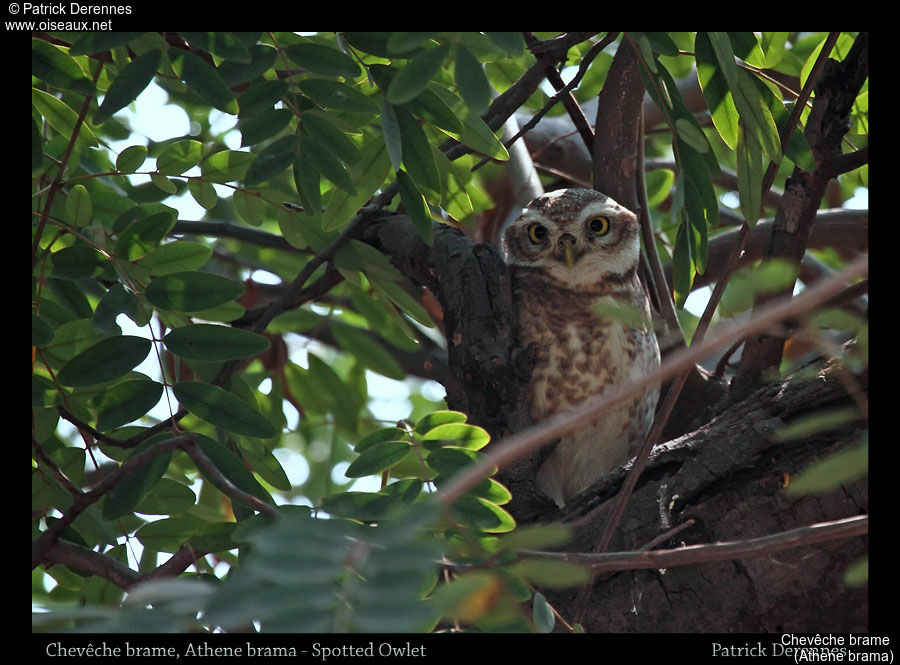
[{"left": 501, "top": 188, "right": 660, "bottom": 507}]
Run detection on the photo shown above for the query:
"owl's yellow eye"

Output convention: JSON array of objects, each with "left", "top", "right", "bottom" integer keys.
[
  {"left": 527, "top": 223, "right": 548, "bottom": 244},
  {"left": 587, "top": 216, "right": 610, "bottom": 236}
]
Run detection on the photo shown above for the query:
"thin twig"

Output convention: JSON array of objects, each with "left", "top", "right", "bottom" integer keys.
[{"left": 521, "top": 514, "right": 867, "bottom": 574}]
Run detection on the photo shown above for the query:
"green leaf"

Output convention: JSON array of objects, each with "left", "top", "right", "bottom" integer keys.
[
  {"left": 237, "top": 79, "right": 288, "bottom": 115},
  {"left": 31, "top": 38, "right": 94, "bottom": 95},
  {"left": 140, "top": 240, "right": 212, "bottom": 276},
  {"left": 320, "top": 137, "right": 391, "bottom": 231},
  {"left": 843, "top": 557, "right": 868, "bottom": 587},
  {"left": 301, "top": 113, "right": 360, "bottom": 166},
  {"left": 355, "top": 427, "right": 408, "bottom": 453},
  {"left": 345, "top": 440, "right": 411, "bottom": 478},
  {"left": 758, "top": 32, "right": 789, "bottom": 68},
  {"left": 244, "top": 134, "right": 298, "bottom": 186},
  {"left": 156, "top": 139, "right": 203, "bottom": 175},
  {"left": 705, "top": 33, "right": 781, "bottom": 162},
  {"left": 116, "top": 211, "right": 176, "bottom": 260},
  {"left": 414, "top": 410, "right": 467, "bottom": 435},
  {"left": 784, "top": 438, "right": 867, "bottom": 496},
  {"left": 301, "top": 135, "right": 356, "bottom": 194},
  {"left": 533, "top": 592, "right": 555, "bottom": 633},
  {"left": 297, "top": 78, "right": 378, "bottom": 114},
  {"left": 145, "top": 271, "right": 245, "bottom": 312},
  {"left": 116, "top": 144, "right": 148, "bottom": 174},
  {"left": 68, "top": 32, "right": 144, "bottom": 56},
  {"left": 453, "top": 495, "right": 515, "bottom": 533},
  {"left": 285, "top": 42, "right": 361, "bottom": 78},
  {"left": 179, "top": 32, "right": 251, "bottom": 63},
  {"left": 176, "top": 49, "right": 238, "bottom": 114},
  {"left": 93, "top": 283, "right": 138, "bottom": 334},
  {"left": 428, "top": 85, "right": 507, "bottom": 160},
  {"left": 369, "top": 275, "right": 434, "bottom": 328},
  {"left": 94, "top": 49, "right": 162, "bottom": 125},
  {"left": 736, "top": 119, "right": 763, "bottom": 227},
  {"left": 174, "top": 382, "right": 276, "bottom": 439},
  {"left": 164, "top": 324, "right": 269, "bottom": 361},
  {"left": 497, "top": 523, "right": 572, "bottom": 552},
  {"left": 508, "top": 558, "right": 589, "bottom": 589},
  {"left": 387, "top": 32, "right": 439, "bottom": 54},
  {"left": 134, "top": 478, "right": 197, "bottom": 515},
  {"left": 57, "top": 335, "right": 152, "bottom": 387},
  {"left": 395, "top": 105, "right": 440, "bottom": 197},
  {"left": 217, "top": 44, "right": 278, "bottom": 87},
  {"left": 232, "top": 189, "right": 268, "bottom": 226},
  {"left": 454, "top": 44, "right": 492, "bottom": 114},
  {"left": 187, "top": 178, "right": 218, "bottom": 209},
  {"left": 674, "top": 118, "right": 709, "bottom": 154},
  {"left": 135, "top": 515, "right": 206, "bottom": 553},
  {"left": 422, "top": 423, "right": 490, "bottom": 450},
  {"left": 32, "top": 313, "right": 55, "bottom": 347},
  {"left": 396, "top": 170, "right": 433, "bottom": 244},
  {"left": 95, "top": 379, "right": 163, "bottom": 431},
  {"left": 483, "top": 32, "right": 524, "bottom": 56},
  {"left": 672, "top": 217, "right": 693, "bottom": 309},
  {"left": 292, "top": 153, "right": 322, "bottom": 219},
  {"left": 149, "top": 172, "right": 177, "bottom": 194},
  {"left": 388, "top": 44, "right": 450, "bottom": 105},
  {"left": 425, "top": 446, "right": 479, "bottom": 476},
  {"left": 65, "top": 185, "right": 92, "bottom": 227},
  {"left": 201, "top": 149, "right": 255, "bottom": 183},
  {"left": 195, "top": 434, "right": 275, "bottom": 506},
  {"left": 32, "top": 87, "right": 98, "bottom": 147},
  {"left": 381, "top": 99, "right": 403, "bottom": 169},
  {"left": 695, "top": 32, "right": 739, "bottom": 150},
  {"left": 329, "top": 323, "right": 405, "bottom": 380},
  {"left": 239, "top": 108, "right": 293, "bottom": 147},
  {"left": 50, "top": 245, "right": 104, "bottom": 280},
  {"left": 103, "top": 437, "right": 172, "bottom": 520}
]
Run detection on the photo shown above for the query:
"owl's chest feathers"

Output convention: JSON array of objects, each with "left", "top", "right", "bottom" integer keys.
[{"left": 512, "top": 270, "right": 657, "bottom": 420}]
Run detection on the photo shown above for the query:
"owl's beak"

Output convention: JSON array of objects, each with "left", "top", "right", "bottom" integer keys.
[{"left": 558, "top": 234, "right": 578, "bottom": 267}]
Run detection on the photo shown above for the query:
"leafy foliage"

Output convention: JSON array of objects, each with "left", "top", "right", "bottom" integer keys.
[{"left": 32, "top": 32, "right": 867, "bottom": 632}]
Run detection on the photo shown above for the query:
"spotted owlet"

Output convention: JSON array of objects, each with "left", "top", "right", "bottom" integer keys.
[{"left": 501, "top": 188, "right": 660, "bottom": 507}]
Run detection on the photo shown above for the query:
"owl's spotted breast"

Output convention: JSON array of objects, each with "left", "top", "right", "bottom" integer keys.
[{"left": 502, "top": 189, "right": 660, "bottom": 506}]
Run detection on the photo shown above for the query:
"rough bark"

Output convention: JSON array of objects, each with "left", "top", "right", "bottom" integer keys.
[{"left": 546, "top": 359, "right": 867, "bottom": 632}]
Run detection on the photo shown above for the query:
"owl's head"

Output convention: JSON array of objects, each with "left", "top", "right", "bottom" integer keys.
[{"left": 501, "top": 188, "right": 640, "bottom": 287}]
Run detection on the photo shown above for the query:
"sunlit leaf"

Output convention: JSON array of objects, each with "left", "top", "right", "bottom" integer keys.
[
  {"left": 345, "top": 440, "right": 410, "bottom": 478},
  {"left": 31, "top": 38, "right": 94, "bottom": 95}
]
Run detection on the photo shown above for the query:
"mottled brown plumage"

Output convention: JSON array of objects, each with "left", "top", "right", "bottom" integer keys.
[{"left": 501, "top": 189, "right": 660, "bottom": 506}]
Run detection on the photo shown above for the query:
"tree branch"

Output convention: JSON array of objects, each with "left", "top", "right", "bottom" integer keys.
[{"left": 523, "top": 515, "right": 867, "bottom": 574}]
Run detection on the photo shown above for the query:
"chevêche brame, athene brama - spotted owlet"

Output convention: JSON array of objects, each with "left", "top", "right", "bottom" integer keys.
[{"left": 501, "top": 188, "right": 660, "bottom": 507}]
